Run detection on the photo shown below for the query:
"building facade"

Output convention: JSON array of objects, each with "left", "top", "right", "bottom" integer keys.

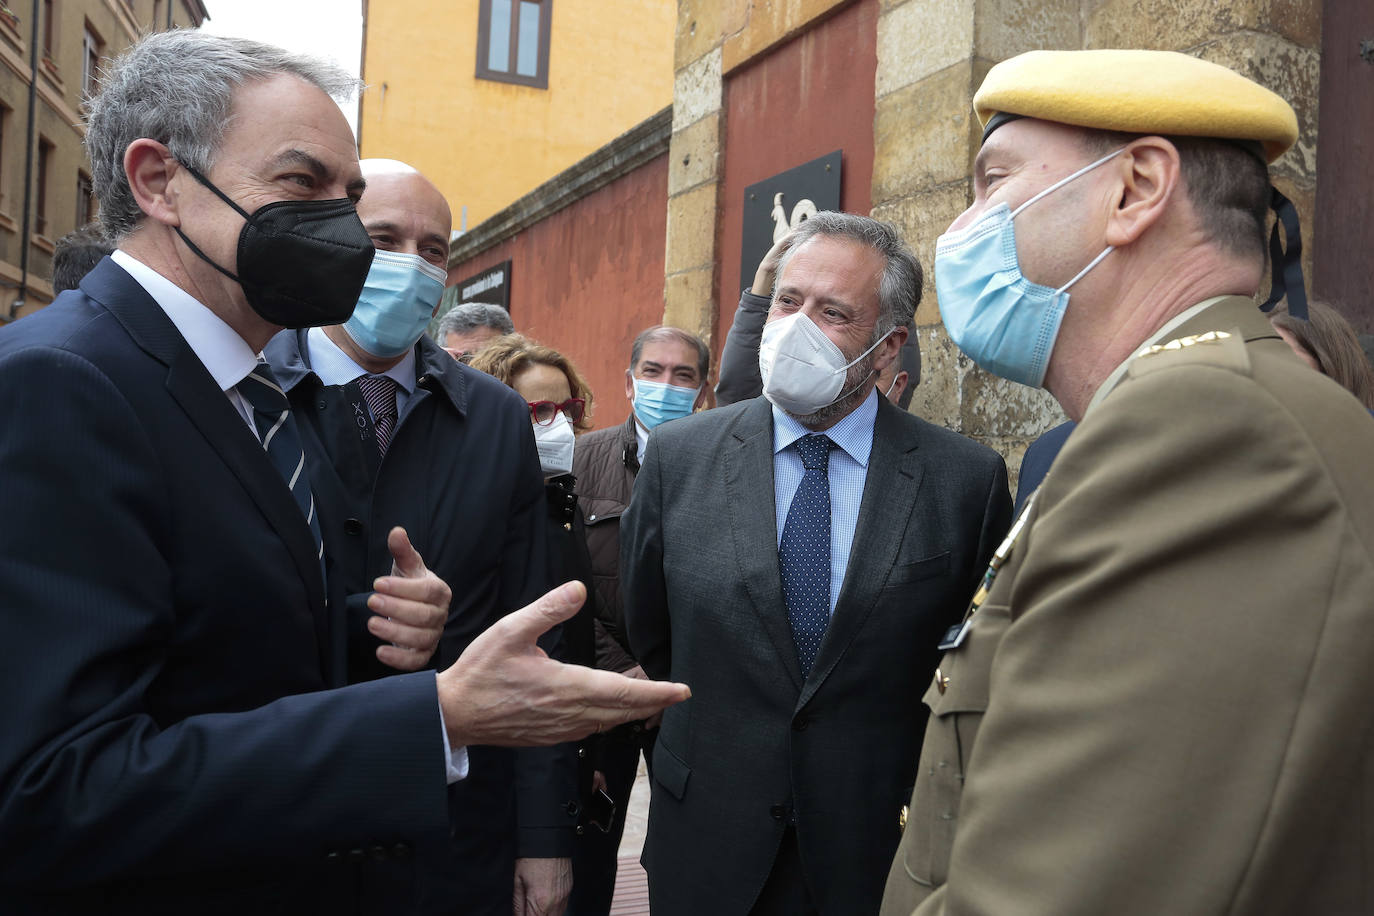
[
  {"left": 358, "top": 0, "right": 675, "bottom": 232},
  {"left": 450, "top": 0, "right": 1367, "bottom": 487},
  {"left": 0, "top": 0, "right": 207, "bottom": 322}
]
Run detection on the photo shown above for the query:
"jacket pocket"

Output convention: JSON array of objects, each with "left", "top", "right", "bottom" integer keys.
[
  {"left": 903, "top": 604, "right": 1009, "bottom": 888},
  {"left": 651, "top": 737, "right": 691, "bottom": 801},
  {"left": 885, "top": 551, "right": 951, "bottom": 587}
]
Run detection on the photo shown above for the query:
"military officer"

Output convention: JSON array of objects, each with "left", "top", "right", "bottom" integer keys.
[{"left": 882, "top": 50, "right": 1374, "bottom": 915}]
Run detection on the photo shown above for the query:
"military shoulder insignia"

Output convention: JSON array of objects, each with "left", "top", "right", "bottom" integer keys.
[
  {"left": 1128, "top": 328, "right": 1251, "bottom": 379},
  {"left": 1134, "top": 330, "right": 1231, "bottom": 358}
]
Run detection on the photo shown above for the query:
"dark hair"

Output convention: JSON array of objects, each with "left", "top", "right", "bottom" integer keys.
[
  {"left": 630, "top": 326, "right": 711, "bottom": 382},
  {"left": 467, "top": 334, "right": 595, "bottom": 431},
  {"left": 1081, "top": 131, "right": 1270, "bottom": 264},
  {"left": 52, "top": 225, "right": 113, "bottom": 294},
  {"left": 1270, "top": 300, "right": 1374, "bottom": 410}
]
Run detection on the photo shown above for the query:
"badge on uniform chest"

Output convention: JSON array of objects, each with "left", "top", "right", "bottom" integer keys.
[{"left": 938, "top": 619, "right": 972, "bottom": 651}]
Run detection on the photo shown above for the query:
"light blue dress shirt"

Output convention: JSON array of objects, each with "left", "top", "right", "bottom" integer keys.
[{"left": 772, "top": 389, "right": 879, "bottom": 617}]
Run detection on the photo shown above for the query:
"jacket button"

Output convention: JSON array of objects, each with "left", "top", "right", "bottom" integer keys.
[
  {"left": 316, "top": 400, "right": 327, "bottom": 410},
  {"left": 564, "top": 801, "right": 580, "bottom": 817},
  {"left": 564, "top": 522, "right": 572, "bottom": 531},
  {"left": 899, "top": 805, "right": 909, "bottom": 831},
  {"left": 344, "top": 518, "right": 364, "bottom": 536},
  {"left": 792, "top": 715, "right": 810, "bottom": 732},
  {"left": 769, "top": 804, "right": 786, "bottom": 821},
  {"left": 935, "top": 668, "right": 949, "bottom": 694},
  {"left": 392, "top": 842, "right": 412, "bottom": 860}
]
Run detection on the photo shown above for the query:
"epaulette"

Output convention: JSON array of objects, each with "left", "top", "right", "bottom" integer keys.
[{"left": 1127, "top": 329, "right": 1252, "bottom": 379}]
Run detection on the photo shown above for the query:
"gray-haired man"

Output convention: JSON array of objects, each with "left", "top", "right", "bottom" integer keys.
[
  {"left": 0, "top": 30, "right": 685, "bottom": 913},
  {"left": 437, "top": 301, "right": 514, "bottom": 361},
  {"left": 621, "top": 212, "right": 1010, "bottom": 915}
]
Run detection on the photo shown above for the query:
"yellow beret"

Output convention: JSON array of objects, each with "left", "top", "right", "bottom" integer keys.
[{"left": 974, "top": 50, "right": 1298, "bottom": 163}]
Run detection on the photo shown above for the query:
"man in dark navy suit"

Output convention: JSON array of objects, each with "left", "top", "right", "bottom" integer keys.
[
  {"left": 266, "top": 159, "right": 577, "bottom": 915},
  {"left": 0, "top": 31, "right": 685, "bottom": 915}
]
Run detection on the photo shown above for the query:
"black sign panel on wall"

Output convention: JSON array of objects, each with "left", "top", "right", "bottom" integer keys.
[
  {"left": 740, "top": 151, "right": 842, "bottom": 292},
  {"left": 454, "top": 260, "right": 512, "bottom": 310}
]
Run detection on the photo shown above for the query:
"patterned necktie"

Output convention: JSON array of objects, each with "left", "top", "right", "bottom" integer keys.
[
  {"left": 779, "top": 434, "right": 834, "bottom": 678},
  {"left": 238, "top": 362, "right": 324, "bottom": 573},
  {"left": 355, "top": 374, "right": 400, "bottom": 458}
]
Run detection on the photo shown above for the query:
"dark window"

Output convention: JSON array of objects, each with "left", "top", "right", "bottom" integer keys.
[
  {"left": 76, "top": 171, "right": 94, "bottom": 226},
  {"left": 42, "top": 0, "right": 56, "bottom": 60},
  {"left": 82, "top": 23, "right": 103, "bottom": 99},
  {"left": 36, "top": 138, "right": 53, "bottom": 237},
  {"left": 476, "top": 0, "right": 551, "bottom": 89}
]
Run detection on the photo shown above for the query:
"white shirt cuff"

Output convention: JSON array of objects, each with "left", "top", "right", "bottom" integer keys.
[{"left": 436, "top": 675, "right": 469, "bottom": 784}]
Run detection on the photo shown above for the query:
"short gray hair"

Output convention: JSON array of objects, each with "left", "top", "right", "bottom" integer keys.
[
  {"left": 85, "top": 30, "right": 361, "bottom": 241},
  {"left": 436, "top": 302, "right": 515, "bottom": 342},
  {"left": 775, "top": 212, "right": 923, "bottom": 336}
]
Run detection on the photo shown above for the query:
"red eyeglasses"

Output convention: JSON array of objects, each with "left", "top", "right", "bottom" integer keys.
[{"left": 527, "top": 398, "right": 586, "bottom": 426}]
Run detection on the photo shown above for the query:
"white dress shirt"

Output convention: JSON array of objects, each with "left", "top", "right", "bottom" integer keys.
[{"left": 109, "top": 250, "right": 466, "bottom": 782}]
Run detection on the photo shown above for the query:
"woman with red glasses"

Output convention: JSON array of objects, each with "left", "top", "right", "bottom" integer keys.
[{"left": 468, "top": 335, "right": 614, "bottom": 888}]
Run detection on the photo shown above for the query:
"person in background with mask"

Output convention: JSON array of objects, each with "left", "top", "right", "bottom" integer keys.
[
  {"left": 566, "top": 324, "right": 710, "bottom": 915},
  {"left": 265, "top": 159, "right": 578, "bottom": 916},
  {"left": 620, "top": 212, "right": 1011, "bottom": 916},
  {"left": 468, "top": 335, "right": 608, "bottom": 862}
]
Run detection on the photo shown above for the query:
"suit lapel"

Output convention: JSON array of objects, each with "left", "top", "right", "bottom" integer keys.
[
  {"left": 801, "top": 399, "right": 923, "bottom": 707},
  {"left": 95, "top": 260, "right": 328, "bottom": 618},
  {"left": 723, "top": 398, "right": 804, "bottom": 691}
]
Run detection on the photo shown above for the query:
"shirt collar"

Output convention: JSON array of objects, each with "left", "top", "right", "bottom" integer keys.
[
  {"left": 306, "top": 325, "right": 417, "bottom": 393},
  {"left": 771, "top": 388, "right": 879, "bottom": 467},
  {"left": 111, "top": 249, "right": 258, "bottom": 392}
]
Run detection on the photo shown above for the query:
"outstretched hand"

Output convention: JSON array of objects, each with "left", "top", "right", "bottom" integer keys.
[{"left": 436, "top": 581, "right": 690, "bottom": 748}]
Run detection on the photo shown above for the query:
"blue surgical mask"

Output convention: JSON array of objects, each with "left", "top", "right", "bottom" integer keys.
[
  {"left": 632, "top": 377, "right": 699, "bottom": 430},
  {"left": 343, "top": 250, "right": 447, "bottom": 359},
  {"left": 934, "top": 148, "right": 1123, "bottom": 387}
]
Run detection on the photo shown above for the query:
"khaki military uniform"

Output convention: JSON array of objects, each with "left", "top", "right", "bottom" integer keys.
[{"left": 882, "top": 296, "right": 1374, "bottom": 915}]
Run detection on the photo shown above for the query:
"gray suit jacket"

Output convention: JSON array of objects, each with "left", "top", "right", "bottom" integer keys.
[{"left": 622, "top": 395, "right": 1011, "bottom": 915}]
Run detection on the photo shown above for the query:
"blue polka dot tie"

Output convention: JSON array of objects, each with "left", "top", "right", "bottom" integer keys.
[{"left": 780, "top": 434, "right": 834, "bottom": 678}]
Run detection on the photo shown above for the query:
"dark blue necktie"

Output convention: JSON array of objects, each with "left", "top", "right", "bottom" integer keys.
[
  {"left": 780, "top": 434, "right": 833, "bottom": 678},
  {"left": 238, "top": 362, "right": 325, "bottom": 576}
]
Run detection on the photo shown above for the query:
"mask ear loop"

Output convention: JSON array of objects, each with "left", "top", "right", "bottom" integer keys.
[
  {"left": 1010, "top": 147, "right": 1127, "bottom": 219},
  {"left": 828, "top": 325, "right": 899, "bottom": 405}
]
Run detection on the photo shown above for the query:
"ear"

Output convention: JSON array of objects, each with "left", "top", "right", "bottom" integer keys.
[
  {"left": 624, "top": 368, "right": 636, "bottom": 403},
  {"left": 124, "top": 139, "right": 183, "bottom": 228},
  {"left": 872, "top": 323, "right": 908, "bottom": 375},
  {"left": 1104, "top": 137, "right": 1180, "bottom": 248},
  {"left": 890, "top": 370, "right": 910, "bottom": 403}
]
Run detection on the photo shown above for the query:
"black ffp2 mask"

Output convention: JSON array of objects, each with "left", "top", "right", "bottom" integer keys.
[{"left": 174, "top": 162, "right": 376, "bottom": 328}]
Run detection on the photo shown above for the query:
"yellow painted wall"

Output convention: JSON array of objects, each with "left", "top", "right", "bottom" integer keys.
[{"left": 360, "top": 0, "right": 674, "bottom": 229}]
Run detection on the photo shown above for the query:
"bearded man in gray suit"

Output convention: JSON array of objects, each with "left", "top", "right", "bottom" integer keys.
[{"left": 622, "top": 212, "right": 1012, "bottom": 916}]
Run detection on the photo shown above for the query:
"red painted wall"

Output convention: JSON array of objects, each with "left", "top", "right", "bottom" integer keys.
[
  {"left": 716, "top": 0, "right": 878, "bottom": 356},
  {"left": 448, "top": 153, "right": 669, "bottom": 431}
]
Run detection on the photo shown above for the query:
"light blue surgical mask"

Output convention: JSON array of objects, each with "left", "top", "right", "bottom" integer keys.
[
  {"left": 632, "top": 377, "right": 699, "bottom": 430},
  {"left": 934, "top": 148, "right": 1123, "bottom": 387},
  {"left": 343, "top": 250, "right": 447, "bottom": 359}
]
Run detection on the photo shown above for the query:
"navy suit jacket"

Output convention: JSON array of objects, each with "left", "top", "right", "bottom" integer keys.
[
  {"left": 622, "top": 395, "right": 1012, "bottom": 915},
  {"left": 265, "top": 329, "right": 575, "bottom": 914},
  {"left": 0, "top": 259, "right": 450, "bottom": 914}
]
